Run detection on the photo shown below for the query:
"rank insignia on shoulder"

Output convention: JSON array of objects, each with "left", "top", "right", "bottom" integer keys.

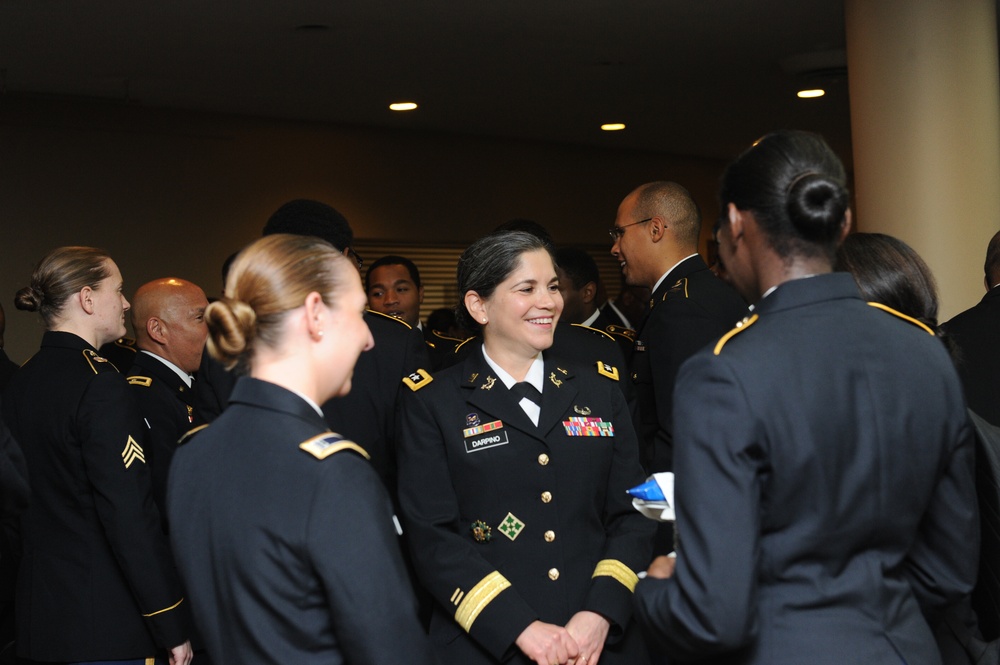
[
  {"left": 498, "top": 512, "right": 525, "bottom": 541},
  {"left": 471, "top": 520, "right": 492, "bottom": 543},
  {"left": 596, "top": 361, "right": 619, "bottom": 381},
  {"left": 121, "top": 436, "right": 146, "bottom": 469},
  {"left": 299, "top": 433, "right": 371, "bottom": 460},
  {"left": 402, "top": 368, "right": 433, "bottom": 391},
  {"left": 127, "top": 376, "right": 152, "bottom": 387},
  {"left": 178, "top": 423, "right": 209, "bottom": 446}
]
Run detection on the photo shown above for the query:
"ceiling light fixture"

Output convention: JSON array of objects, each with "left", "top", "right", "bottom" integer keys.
[
  {"left": 601, "top": 123, "right": 626, "bottom": 131},
  {"left": 797, "top": 89, "right": 825, "bottom": 99},
  {"left": 389, "top": 102, "right": 418, "bottom": 111}
]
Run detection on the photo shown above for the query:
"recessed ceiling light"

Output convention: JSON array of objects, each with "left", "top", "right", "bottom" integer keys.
[
  {"left": 601, "top": 123, "right": 626, "bottom": 131},
  {"left": 797, "top": 89, "right": 825, "bottom": 99},
  {"left": 389, "top": 102, "right": 418, "bottom": 111}
]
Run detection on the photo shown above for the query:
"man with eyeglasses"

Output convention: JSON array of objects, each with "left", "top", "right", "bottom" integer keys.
[{"left": 610, "top": 182, "right": 746, "bottom": 481}]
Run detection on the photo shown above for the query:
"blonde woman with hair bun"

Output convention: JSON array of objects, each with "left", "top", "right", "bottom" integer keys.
[
  {"left": 167, "top": 234, "right": 435, "bottom": 665},
  {"left": 2, "top": 246, "right": 193, "bottom": 665}
]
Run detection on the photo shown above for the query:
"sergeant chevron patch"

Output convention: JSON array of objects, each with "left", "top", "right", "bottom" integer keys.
[{"left": 121, "top": 436, "right": 145, "bottom": 469}]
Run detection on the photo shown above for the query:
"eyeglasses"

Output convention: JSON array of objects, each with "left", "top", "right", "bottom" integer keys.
[
  {"left": 347, "top": 247, "right": 364, "bottom": 270},
  {"left": 608, "top": 218, "right": 652, "bottom": 243}
]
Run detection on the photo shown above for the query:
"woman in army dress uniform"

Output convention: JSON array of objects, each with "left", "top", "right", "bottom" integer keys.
[
  {"left": 398, "top": 231, "right": 654, "bottom": 665},
  {"left": 632, "top": 131, "right": 979, "bottom": 664},
  {"left": 166, "top": 234, "right": 435, "bottom": 665},
  {"left": 2, "top": 246, "right": 192, "bottom": 664}
]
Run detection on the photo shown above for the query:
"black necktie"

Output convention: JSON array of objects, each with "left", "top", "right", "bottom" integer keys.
[{"left": 510, "top": 381, "right": 542, "bottom": 407}]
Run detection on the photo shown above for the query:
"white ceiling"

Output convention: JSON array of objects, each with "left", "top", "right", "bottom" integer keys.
[{"left": 0, "top": 0, "right": 854, "bottom": 163}]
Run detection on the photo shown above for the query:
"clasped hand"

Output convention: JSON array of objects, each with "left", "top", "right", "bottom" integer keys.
[{"left": 516, "top": 611, "right": 610, "bottom": 665}]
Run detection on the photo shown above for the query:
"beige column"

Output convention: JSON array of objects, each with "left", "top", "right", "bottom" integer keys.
[{"left": 845, "top": 0, "right": 1000, "bottom": 319}]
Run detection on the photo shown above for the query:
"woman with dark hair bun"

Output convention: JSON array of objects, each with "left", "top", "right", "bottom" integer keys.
[
  {"left": 835, "top": 232, "right": 941, "bottom": 330},
  {"left": 167, "top": 234, "right": 435, "bottom": 665},
  {"left": 633, "top": 131, "right": 978, "bottom": 665},
  {"left": 398, "top": 230, "right": 654, "bottom": 665},
  {"left": 2, "top": 246, "right": 193, "bottom": 665}
]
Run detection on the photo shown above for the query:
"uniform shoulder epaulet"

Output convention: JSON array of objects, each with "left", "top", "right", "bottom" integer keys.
[
  {"left": 454, "top": 336, "right": 477, "bottom": 353},
  {"left": 178, "top": 423, "right": 210, "bottom": 446},
  {"left": 667, "top": 278, "right": 690, "bottom": 299},
  {"left": 82, "top": 349, "right": 115, "bottom": 374},
  {"left": 432, "top": 329, "right": 468, "bottom": 344},
  {"left": 713, "top": 314, "right": 759, "bottom": 355},
  {"left": 570, "top": 323, "right": 614, "bottom": 342},
  {"left": 403, "top": 368, "right": 434, "bottom": 391},
  {"left": 127, "top": 375, "right": 153, "bottom": 387},
  {"left": 595, "top": 361, "right": 620, "bottom": 381},
  {"left": 604, "top": 324, "right": 636, "bottom": 342},
  {"left": 366, "top": 309, "right": 413, "bottom": 329},
  {"left": 867, "top": 302, "right": 936, "bottom": 335},
  {"left": 112, "top": 337, "right": 138, "bottom": 352},
  {"left": 299, "top": 432, "right": 370, "bottom": 460}
]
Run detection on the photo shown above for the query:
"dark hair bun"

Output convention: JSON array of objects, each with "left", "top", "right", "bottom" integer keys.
[
  {"left": 14, "top": 286, "right": 42, "bottom": 312},
  {"left": 785, "top": 173, "right": 849, "bottom": 243},
  {"left": 204, "top": 297, "right": 257, "bottom": 369}
]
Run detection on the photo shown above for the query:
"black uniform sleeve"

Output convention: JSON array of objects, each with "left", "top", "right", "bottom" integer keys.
[
  {"left": 902, "top": 414, "right": 979, "bottom": 612},
  {"left": 77, "top": 371, "right": 191, "bottom": 649},
  {"left": 0, "top": 409, "right": 29, "bottom": 520},
  {"left": 646, "top": 298, "right": 730, "bottom": 470},
  {"left": 633, "top": 353, "right": 764, "bottom": 659},
  {"left": 398, "top": 388, "right": 537, "bottom": 660},
  {"left": 582, "top": 382, "right": 655, "bottom": 640},
  {"left": 310, "top": 453, "right": 438, "bottom": 664}
]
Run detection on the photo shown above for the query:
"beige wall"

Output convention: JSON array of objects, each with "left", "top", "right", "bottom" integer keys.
[{"left": 0, "top": 98, "right": 727, "bottom": 363}]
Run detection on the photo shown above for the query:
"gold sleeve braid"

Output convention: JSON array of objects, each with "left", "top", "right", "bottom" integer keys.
[
  {"left": 592, "top": 559, "right": 639, "bottom": 592},
  {"left": 454, "top": 571, "right": 512, "bottom": 632}
]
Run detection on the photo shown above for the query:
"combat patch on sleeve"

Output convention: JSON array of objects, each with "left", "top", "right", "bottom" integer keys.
[
  {"left": 299, "top": 432, "right": 370, "bottom": 460},
  {"left": 127, "top": 375, "right": 153, "bottom": 387},
  {"left": 403, "top": 368, "right": 434, "bottom": 391}
]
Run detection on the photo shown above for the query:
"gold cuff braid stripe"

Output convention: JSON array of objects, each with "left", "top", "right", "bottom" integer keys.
[
  {"left": 454, "top": 571, "right": 511, "bottom": 632},
  {"left": 592, "top": 559, "right": 639, "bottom": 592},
  {"left": 142, "top": 596, "right": 184, "bottom": 617}
]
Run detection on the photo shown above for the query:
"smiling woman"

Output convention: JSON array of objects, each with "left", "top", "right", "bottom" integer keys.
[{"left": 397, "top": 230, "right": 655, "bottom": 665}]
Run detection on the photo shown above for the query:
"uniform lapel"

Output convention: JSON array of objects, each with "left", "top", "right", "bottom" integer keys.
[
  {"left": 537, "top": 358, "right": 578, "bottom": 437},
  {"left": 460, "top": 351, "right": 542, "bottom": 442}
]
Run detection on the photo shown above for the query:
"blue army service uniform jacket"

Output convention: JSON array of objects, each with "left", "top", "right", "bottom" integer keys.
[
  {"left": 168, "top": 377, "right": 435, "bottom": 665},
  {"left": 1, "top": 331, "right": 190, "bottom": 661},
  {"left": 126, "top": 350, "right": 201, "bottom": 519},
  {"left": 633, "top": 273, "right": 979, "bottom": 665},
  {"left": 631, "top": 254, "right": 747, "bottom": 473},
  {"left": 398, "top": 344, "right": 655, "bottom": 665}
]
